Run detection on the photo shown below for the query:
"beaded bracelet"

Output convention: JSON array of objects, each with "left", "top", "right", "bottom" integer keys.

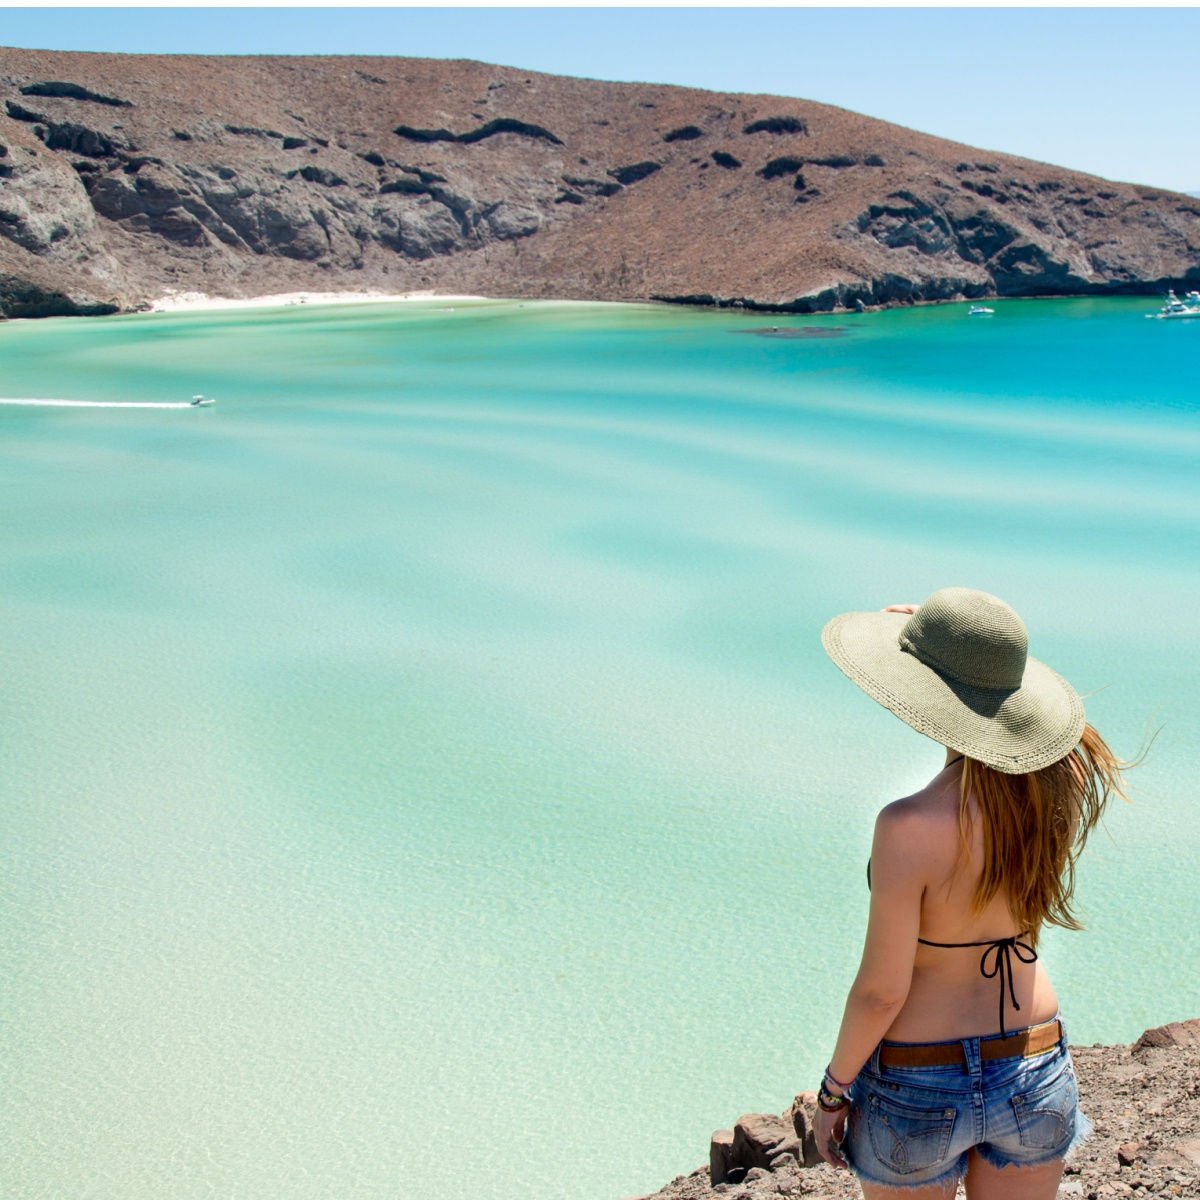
[{"left": 817, "top": 1081, "right": 850, "bottom": 1113}]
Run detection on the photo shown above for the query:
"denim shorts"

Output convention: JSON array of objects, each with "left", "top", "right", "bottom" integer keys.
[{"left": 844, "top": 1016, "right": 1091, "bottom": 1190}]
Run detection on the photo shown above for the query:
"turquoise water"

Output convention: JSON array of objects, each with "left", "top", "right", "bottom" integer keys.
[{"left": 1, "top": 296, "right": 1197, "bottom": 1200}]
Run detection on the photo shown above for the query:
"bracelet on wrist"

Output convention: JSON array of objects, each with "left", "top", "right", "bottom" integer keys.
[
  {"left": 824, "top": 1063, "right": 855, "bottom": 1091},
  {"left": 817, "top": 1081, "right": 850, "bottom": 1112}
]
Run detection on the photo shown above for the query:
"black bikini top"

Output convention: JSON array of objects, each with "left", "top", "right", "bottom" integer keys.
[{"left": 867, "top": 858, "right": 1038, "bottom": 1037}]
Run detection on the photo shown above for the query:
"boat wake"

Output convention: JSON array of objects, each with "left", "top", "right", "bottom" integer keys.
[{"left": 0, "top": 398, "right": 202, "bottom": 409}]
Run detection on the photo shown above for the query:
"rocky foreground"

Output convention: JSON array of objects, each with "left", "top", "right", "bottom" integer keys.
[
  {"left": 637, "top": 1020, "right": 1200, "bottom": 1200},
  {"left": 2, "top": 48, "right": 1199, "bottom": 317}
]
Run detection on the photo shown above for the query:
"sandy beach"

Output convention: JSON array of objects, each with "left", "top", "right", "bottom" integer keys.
[{"left": 148, "top": 289, "right": 489, "bottom": 313}]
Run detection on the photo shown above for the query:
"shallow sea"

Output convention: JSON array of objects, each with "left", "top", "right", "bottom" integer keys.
[{"left": 1, "top": 296, "right": 1197, "bottom": 1200}]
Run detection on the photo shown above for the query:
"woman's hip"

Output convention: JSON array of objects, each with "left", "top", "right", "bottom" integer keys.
[{"left": 844, "top": 1016, "right": 1086, "bottom": 1188}]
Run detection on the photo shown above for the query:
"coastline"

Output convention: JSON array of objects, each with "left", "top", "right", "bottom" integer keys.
[{"left": 146, "top": 289, "right": 491, "bottom": 314}]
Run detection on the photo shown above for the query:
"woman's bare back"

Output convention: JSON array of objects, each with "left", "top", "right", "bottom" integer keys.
[{"left": 880, "top": 759, "right": 1060, "bottom": 1042}]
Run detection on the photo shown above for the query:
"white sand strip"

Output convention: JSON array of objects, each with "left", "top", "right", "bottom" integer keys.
[{"left": 148, "top": 290, "right": 488, "bottom": 313}]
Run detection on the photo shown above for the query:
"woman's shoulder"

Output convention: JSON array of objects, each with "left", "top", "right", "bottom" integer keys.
[{"left": 875, "top": 781, "right": 960, "bottom": 856}]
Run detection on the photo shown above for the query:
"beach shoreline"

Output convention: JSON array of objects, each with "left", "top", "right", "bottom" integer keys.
[{"left": 147, "top": 289, "right": 491, "bottom": 314}]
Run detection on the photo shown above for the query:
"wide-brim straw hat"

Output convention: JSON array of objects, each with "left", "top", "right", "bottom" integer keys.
[{"left": 821, "top": 587, "right": 1085, "bottom": 774}]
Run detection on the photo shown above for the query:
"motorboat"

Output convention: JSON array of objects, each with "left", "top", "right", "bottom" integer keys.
[
  {"left": 968, "top": 304, "right": 995, "bottom": 316},
  {"left": 190, "top": 393, "right": 215, "bottom": 406},
  {"left": 1150, "top": 290, "right": 1200, "bottom": 320}
]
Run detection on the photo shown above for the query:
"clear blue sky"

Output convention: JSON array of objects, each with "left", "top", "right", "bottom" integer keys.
[{"left": 3, "top": 7, "right": 1197, "bottom": 193}]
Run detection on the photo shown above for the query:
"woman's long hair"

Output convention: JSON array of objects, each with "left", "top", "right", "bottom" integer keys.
[{"left": 959, "top": 724, "right": 1128, "bottom": 941}]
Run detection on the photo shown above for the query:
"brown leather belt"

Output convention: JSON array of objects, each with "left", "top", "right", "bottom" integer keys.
[{"left": 878, "top": 1019, "right": 1062, "bottom": 1068}]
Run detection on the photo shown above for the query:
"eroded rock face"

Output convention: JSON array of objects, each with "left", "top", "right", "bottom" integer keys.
[
  {"left": 0, "top": 143, "right": 98, "bottom": 253},
  {"left": 0, "top": 46, "right": 1197, "bottom": 316}
]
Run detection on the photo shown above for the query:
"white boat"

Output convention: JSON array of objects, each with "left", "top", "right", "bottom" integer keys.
[
  {"left": 1150, "top": 290, "right": 1200, "bottom": 320},
  {"left": 190, "top": 394, "right": 216, "bottom": 406},
  {"left": 968, "top": 305, "right": 995, "bottom": 316}
]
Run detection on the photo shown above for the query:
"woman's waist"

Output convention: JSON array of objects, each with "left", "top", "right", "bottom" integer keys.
[
  {"left": 886, "top": 960, "right": 1058, "bottom": 1042},
  {"left": 856, "top": 1015, "right": 1070, "bottom": 1095}
]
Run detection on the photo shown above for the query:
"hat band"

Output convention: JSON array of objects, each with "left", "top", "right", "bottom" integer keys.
[{"left": 898, "top": 633, "right": 1023, "bottom": 692}]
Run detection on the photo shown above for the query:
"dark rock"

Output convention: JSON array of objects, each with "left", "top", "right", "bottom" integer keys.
[
  {"left": 864, "top": 154, "right": 885, "bottom": 167},
  {"left": 664, "top": 125, "right": 704, "bottom": 143},
  {"left": 857, "top": 192, "right": 954, "bottom": 255},
  {"left": 5, "top": 100, "right": 47, "bottom": 123},
  {"left": 224, "top": 125, "right": 284, "bottom": 139},
  {"left": 372, "top": 197, "right": 462, "bottom": 259},
  {"left": 282, "top": 137, "right": 308, "bottom": 150},
  {"left": 393, "top": 124, "right": 458, "bottom": 143},
  {"left": 562, "top": 174, "right": 621, "bottom": 198},
  {"left": 0, "top": 273, "right": 119, "bottom": 317},
  {"left": 459, "top": 118, "right": 562, "bottom": 145},
  {"left": 481, "top": 201, "right": 540, "bottom": 240},
  {"left": 608, "top": 161, "right": 660, "bottom": 186},
  {"left": 711, "top": 151, "right": 741, "bottom": 169},
  {"left": 397, "top": 164, "right": 446, "bottom": 184},
  {"left": 743, "top": 116, "right": 808, "bottom": 135},
  {"left": 555, "top": 191, "right": 585, "bottom": 205},
  {"left": 730, "top": 1114, "right": 791, "bottom": 1173},
  {"left": 121, "top": 156, "right": 164, "bottom": 175},
  {"left": 20, "top": 81, "right": 132, "bottom": 107},
  {"left": 379, "top": 177, "right": 431, "bottom": 196},
  {"left": 792, "top": 173, "right": 808, "bottom": 191},
  {"left": 286, "top": 166, "right": 346, "bottom": 187},
  {"left": 172, "top": 130, "right": 192, "bottom": 141},
  {"left": 43, "top": 122, "right": 122, "bottom": 159},
  {"left": 710, "top": 1129, "right": 734, "bottom": 1185},
  {"left": 758, "top": 156, "right": 804, "bottom": 180},
  {"left": 807, "top": 155, "right": 856, "bottom": 168},
  {"left": 961, "top": 179, "right": 1010, "bottom": 203},
  {"left": 787, "top": 1092, "right": 823, "bottom": 1167},
  {"left": 359, "top": 151, "right": 385, "bottom": 166},
  {"left": 394, "top": 118, "right": 563, "bottom": 146},
  {"left": 152, "top": 207, "right": 208, "bottom": 246}
]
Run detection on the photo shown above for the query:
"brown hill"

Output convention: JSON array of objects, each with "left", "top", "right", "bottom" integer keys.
[{"left": 2, "top": 48, "right": 1198, "bottom": 317}]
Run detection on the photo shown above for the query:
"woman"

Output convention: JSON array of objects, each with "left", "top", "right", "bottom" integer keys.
[{"left": 813, "top": 587, "right": 1127, "bottom": 1199}]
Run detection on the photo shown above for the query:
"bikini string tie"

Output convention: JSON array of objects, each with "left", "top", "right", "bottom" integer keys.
[
  {"left": 978, "top": 936, "right": 1039, "bottom": 1037},
  {"left": 917, "top": 932, "right": 1039, "bottom": 1037}
]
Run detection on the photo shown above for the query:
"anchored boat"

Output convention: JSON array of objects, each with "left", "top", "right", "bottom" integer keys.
[{"left": 1150, "top": 290, "right": 1200, "bottom": 320}]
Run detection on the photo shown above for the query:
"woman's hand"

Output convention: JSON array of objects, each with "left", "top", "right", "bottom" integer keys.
[
  {"left": 814, "top": 1100, "right": 849, "bottom": 1170},
  {"left": 883, "top": 604, "right": 919, "bottom": 615}
]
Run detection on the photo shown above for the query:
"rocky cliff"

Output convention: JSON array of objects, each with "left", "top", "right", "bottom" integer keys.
[
  {"left": 2, "top": 48, "right": 1199, "bottom": 317},
  {"left": 638, "top": 1019, "right": 1200, "bottom": 1200}
]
